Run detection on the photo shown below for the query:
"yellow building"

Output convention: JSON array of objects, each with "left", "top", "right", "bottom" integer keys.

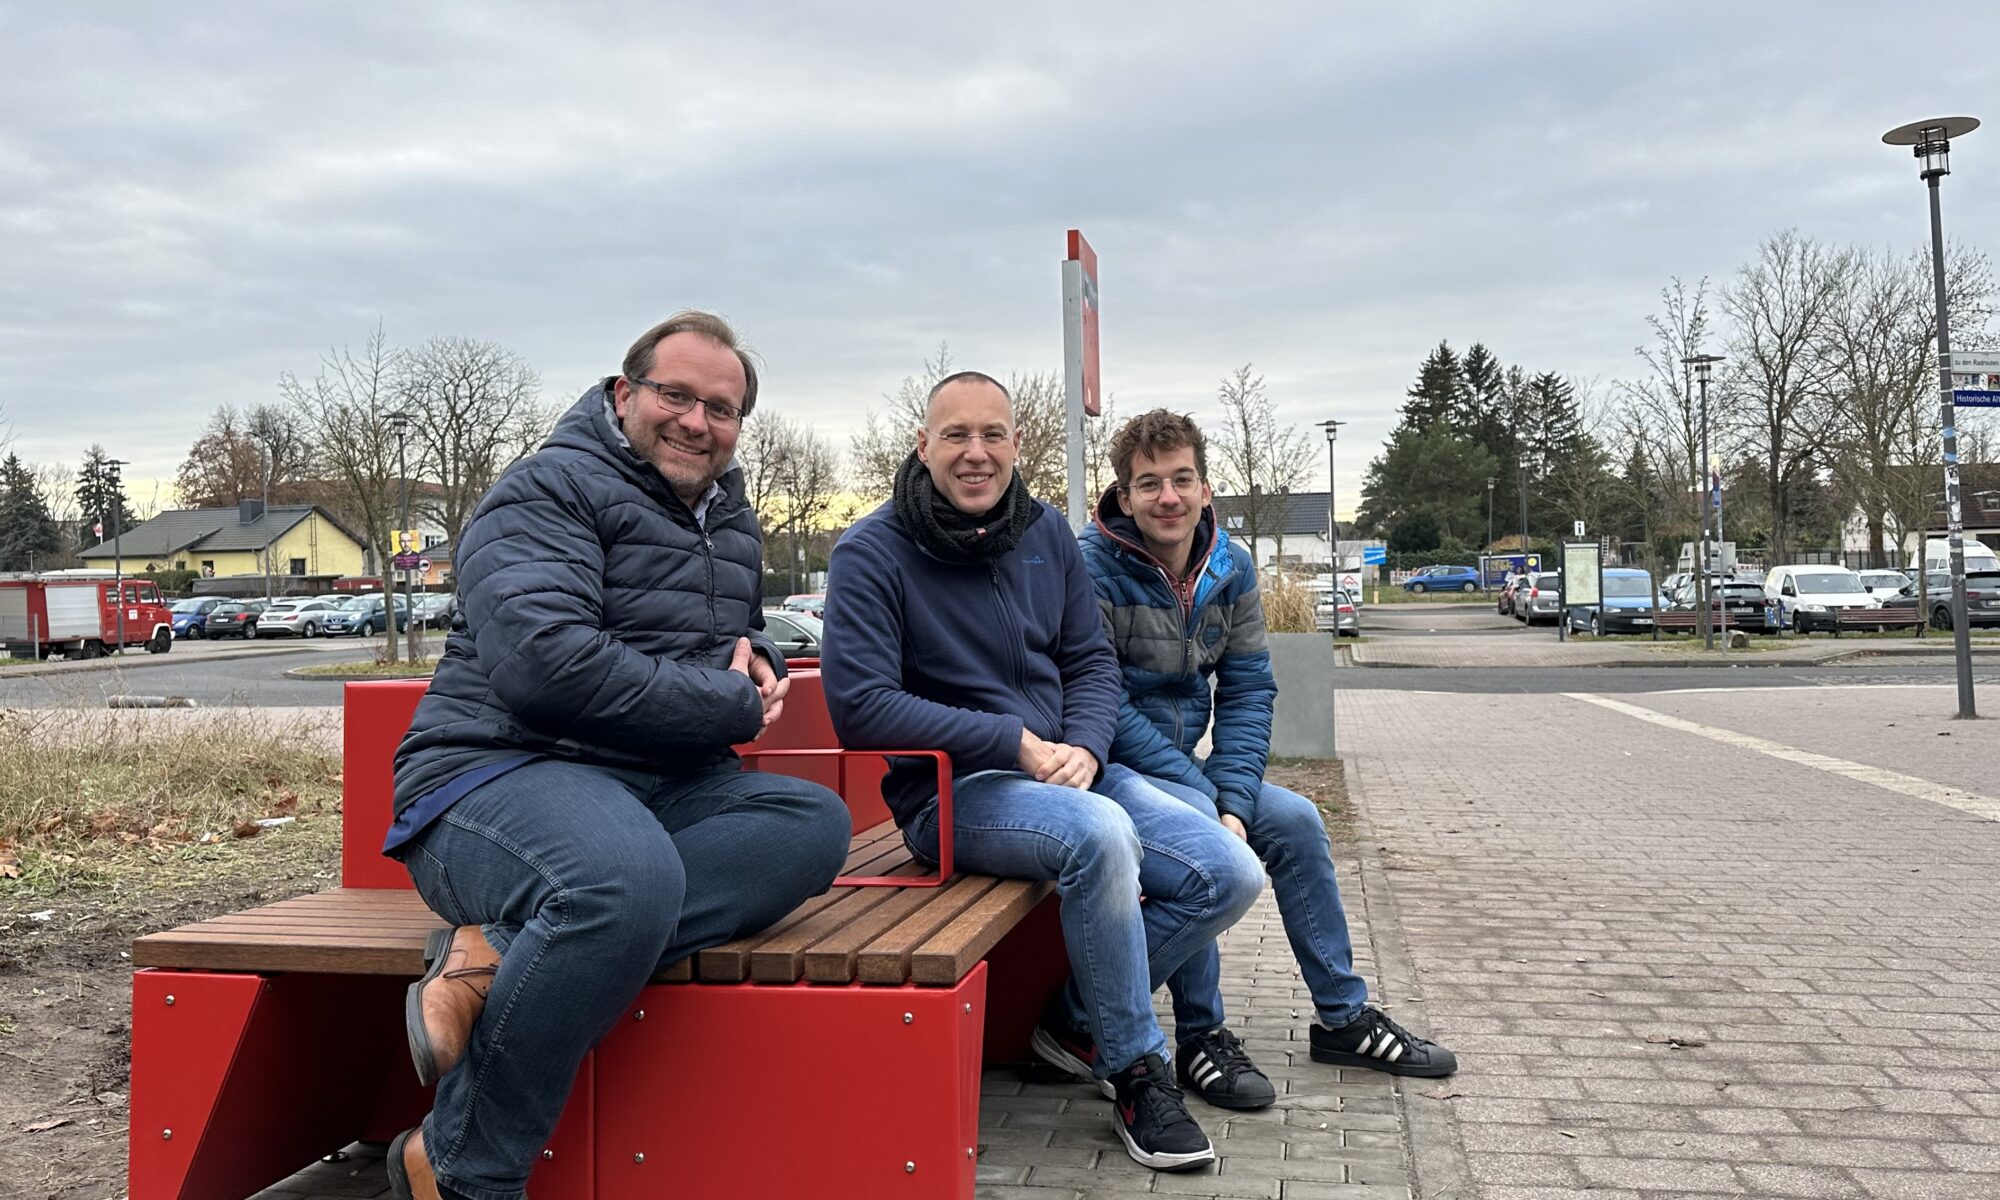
[{"left": 81, "top": 501, "right": 367, "bottom": 581}]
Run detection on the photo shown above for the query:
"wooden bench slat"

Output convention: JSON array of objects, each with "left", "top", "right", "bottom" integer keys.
[
  {"left": 909, "top": 880, "right": 1055, "bottom": 986},
  {"left": 746, "top": 863, "right": 930, "bottom": 984},
  {"left": 133, "top": 941, "right": 421, "bottom": 975},
  {"left": 854, "top": 876, "right": 1008, "bottom": 985},
  {"left": 696, "top": 889, "right": 855, "bottom": 982},
  {"left": 802, "top": 873, "right": 1000, "bottom": 985}
]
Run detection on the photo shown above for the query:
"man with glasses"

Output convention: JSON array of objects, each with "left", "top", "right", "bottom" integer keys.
[
  {"left": 1079, "top": 410, "right": 1456, "bottom": 1112},
  {"left": 822, "top": 372, "right": 1264, "bottom": 1172},
  {"left": 382, "top": 312, "right": 852, "bottom": 1200}
]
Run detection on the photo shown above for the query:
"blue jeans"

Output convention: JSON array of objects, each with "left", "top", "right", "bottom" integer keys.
[
  {"left": 396, "top": 757, "right": 851, "bottom": 1200},
  {"left": 1101, "top": 772, "right": 1371, "bottom": 1038},
  {"left": 901, "top": 765, "right": 1263, "bottom": 1077}
]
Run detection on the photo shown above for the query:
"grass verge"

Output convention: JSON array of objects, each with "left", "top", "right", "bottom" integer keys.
[
  {"left": 1268, "top": 757, "right": 1355, "bottom": 845},
  {"left": 0, "top": 709, "right": 343, "bottom": 896},
  {"left": 290, "top": 658, "right": 437, "bottom": 677}
]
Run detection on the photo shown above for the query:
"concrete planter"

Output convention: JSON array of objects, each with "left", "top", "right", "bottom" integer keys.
[{"left": 1266, "top": 631, "right": 1338, "bottom": 758}]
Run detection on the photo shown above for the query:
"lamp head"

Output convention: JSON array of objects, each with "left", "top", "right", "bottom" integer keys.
[{"left": 1884, "top": 116, "right": 1979, "bottom": 180}]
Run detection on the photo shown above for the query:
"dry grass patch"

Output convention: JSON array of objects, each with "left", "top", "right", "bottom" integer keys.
[
  {"left": 1263, "top": 574, "right": 1318, "bottom": 633},
  {"left": 290, "top": 657, "right": 436, "bottom": 677},
  {"left": 0, "top": 708, "right": 343, "bottom": 893}
]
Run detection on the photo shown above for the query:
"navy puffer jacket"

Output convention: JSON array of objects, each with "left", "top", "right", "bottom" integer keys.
[{"left": 391, "top": 380, "right": 782, "bottom": 815}]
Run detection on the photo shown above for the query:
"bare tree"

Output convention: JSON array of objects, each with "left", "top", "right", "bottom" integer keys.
[
  {"left": 401, "top": 336, "right": 545, "bottom": 542},
  {"left": 1208, "top": 365, "right": 1314, "bottom": 563},
  {"left": 279, "top": 324, "right": 408, "bottom": 662},
  {"left": 1617, "top": 278, "right": 1714, "bottom": 542},
  {"left": 1010, "top": 370, "right": 1068, "bottom": 508},
  {"left": 1718, "top": 231, "right": 1851, "bottom": 564},
  {"left": 850, "top": 344, "right": 952, "bottom": 502},
  {"left": 1083, "top": 394, "right": 1121, "bottom": 505}
]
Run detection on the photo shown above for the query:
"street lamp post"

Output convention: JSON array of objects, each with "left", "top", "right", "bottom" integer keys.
[
  {"left": 1485, "top": 476, "right": 1495, "bottom": 557},
  {"left": 260, "top": 441, "right": 273, "bottom": 605},
  {"left": 1885, "top": 115, "right": 1980, "bottom": 719},
  {"left": 1318, "top": 418, "right": 1346, "bottom": 759},
  {"left": 1683, "top": 354, "right": 1724, "bottom": 651},
  {"left": 388, "top": 411, "right": 418, "bottom": 666},
  {"left": 1517, "top": 462, "right": 1529, "bottom": 565},
  {"left": 107, "top": 458, "right": 130, "bottom": 654}
]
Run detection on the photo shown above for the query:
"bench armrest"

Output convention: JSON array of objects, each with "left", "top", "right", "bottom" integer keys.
[{"left": 737, "top": 748, "right": 953, "bottom": 888}]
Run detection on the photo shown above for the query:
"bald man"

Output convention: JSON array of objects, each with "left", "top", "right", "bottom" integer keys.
[{"left": 822, "top": 372, "right": 1263, "bottom": 1173}]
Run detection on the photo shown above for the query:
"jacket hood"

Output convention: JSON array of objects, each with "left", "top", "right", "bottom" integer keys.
[{"left": 544, "top": 377, "right": 748, "bottom": 513}]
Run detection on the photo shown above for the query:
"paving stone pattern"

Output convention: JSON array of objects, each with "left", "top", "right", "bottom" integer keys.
[
  {"left": 251, "top": 857, "right": 1418, "bottom": 1200},
  {"left": 1342, "top": 686, "right": 2000, "bottom": 1199}
]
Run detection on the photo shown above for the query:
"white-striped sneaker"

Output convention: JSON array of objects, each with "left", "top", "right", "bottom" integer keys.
[
  {"left": 1175, "top": 1026, "right": 1275, "bottom": 1110},
  {"left": 1309, "top": 1007, "right": 1457, "bottom": 1077}
]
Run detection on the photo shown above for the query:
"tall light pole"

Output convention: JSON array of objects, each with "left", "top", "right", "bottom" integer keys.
[
  {"left": 388, "top": 410, "right": 418, "bottom": 665},
  {"left": 1517, "top": 461, "right": 1529, "bottom": 565},
  {"left": 1683, "top": 354, "right": 1724, "bottom": 651},
  {"left": 260, "top": 440, "right": 273, "bottom": 605},
  {"left": 1319, "top": 419, "right": 1346, "bottom": 572},
  {"left": 1885, "top": 116, "right": 1980, "bottom": 719},
  {"left": 1485, "top": 476, "right": 1495, "bottom": 554},
  {"left": 1318, "top": 418, "right": 1346, "bottom": 758},
  {"left": 107, "top": 458, "right": 130, "bottom": 653}
]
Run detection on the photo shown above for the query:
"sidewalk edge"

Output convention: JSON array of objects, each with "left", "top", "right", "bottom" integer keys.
[{"left": 1342, "top": 754, "right": 1476, "bottom": 1200}]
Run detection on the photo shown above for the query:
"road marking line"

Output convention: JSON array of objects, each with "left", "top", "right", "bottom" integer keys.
[{"left": 1565, "top": 692, "right": 2000, "bottom": 822}]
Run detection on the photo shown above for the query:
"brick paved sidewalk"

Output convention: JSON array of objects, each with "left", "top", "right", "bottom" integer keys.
[
  {"left": 1348, "top": 633, "right": 2000, "bottom": 670},
  {"left": 1343, "top": 686, "right": 2000, "bottom": 1199},
  {"left": 250, "top": 845, "right": 1429, "bottom": 1200}
]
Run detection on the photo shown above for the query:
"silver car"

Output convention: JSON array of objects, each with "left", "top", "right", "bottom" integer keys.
[
  {"left": 255, "top": 598, "right": 342, "bottom": 638},
  {"left": 1315, "top": 588, "right": 1361, "bottom": 637},
  {"left": 1516, "top": 571, "right": 1563, "bottom": 625}
]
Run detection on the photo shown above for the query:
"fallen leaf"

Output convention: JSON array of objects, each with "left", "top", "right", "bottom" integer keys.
[
  {"left": 231, "top": 820, "right": 261, "bottom": 839},
  {"left": 0, "top": 850, "right": 19, "bottom": 880},
  {"left": 23, "top": 1118, "right": 71, "bottom": 1133}
]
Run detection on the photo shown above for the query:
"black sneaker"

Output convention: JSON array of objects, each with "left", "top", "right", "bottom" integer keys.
[
  {"left": 1176, "top": 1026, "right": 1276, "bottom": 1110},
  {"left": 1108, "top": 1053, "right": 1215, "bottom": 1171},
  {"left": 1309, "top": 1007, "right": 1457, "bottom": 1077},
  {"left": 1030, "top": 1008, "right": 1115, "bottom": 1099}
]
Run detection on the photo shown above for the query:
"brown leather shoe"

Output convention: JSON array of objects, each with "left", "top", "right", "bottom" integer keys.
[
  {"left": 405, "top": 925, "right": 500, "bottom": 1086},
  {"left": 386, "top": 1126, "right": 441, "bottom": 1200}
]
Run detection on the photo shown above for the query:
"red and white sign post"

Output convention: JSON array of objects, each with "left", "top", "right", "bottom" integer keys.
[{"left": 1061, "top": 229, "right": 1101, "bottom": 529}]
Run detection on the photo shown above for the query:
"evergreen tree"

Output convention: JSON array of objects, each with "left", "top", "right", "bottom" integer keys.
[
  {"left": 74, "top": 444, "right": 131, "bottom": 547},
  {"left": 1399, "top": 341, "right": 1466, "bottom": 432},
  {"left": 1356, "top": 423, "right": 1499, "bottom": 544},
  {"left": 1459, "top": 342, "right": 1515, "bottom": 476},
  {"left": 0, "top": 453, "right": 62, "bottom": 571}
]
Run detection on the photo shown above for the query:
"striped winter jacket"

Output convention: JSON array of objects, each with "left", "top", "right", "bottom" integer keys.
[{"left": 1076, "top": 487, "right": 1277, "bottom": 822}]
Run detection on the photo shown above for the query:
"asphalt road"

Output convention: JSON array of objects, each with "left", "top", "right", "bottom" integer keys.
[{"left": 2, "top": 606, "right": 1994, "bottom": 707}]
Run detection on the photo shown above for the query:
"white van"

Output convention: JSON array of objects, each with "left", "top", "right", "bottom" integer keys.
[
  {"left": 1764, "top": 565, "right": 1877, "bottom": 633},
  {"left": 1918, "top": 537, "right": 2000, "bottom": 573}
]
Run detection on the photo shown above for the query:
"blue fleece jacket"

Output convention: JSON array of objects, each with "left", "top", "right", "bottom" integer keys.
[
  {"left": 822, "top": 497, "right": 1123, "bottom": 828},
  {"left": 1077, "top": 487, "right": 1276, "bottom": 823}
]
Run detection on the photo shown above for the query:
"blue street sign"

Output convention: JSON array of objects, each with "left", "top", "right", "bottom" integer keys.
[
  {"left": 1362, "top": 545, "right": 1387, "bottom": 564},
  {"left": 1953, "top": 389, "right": 2000, "bottom": 407}
]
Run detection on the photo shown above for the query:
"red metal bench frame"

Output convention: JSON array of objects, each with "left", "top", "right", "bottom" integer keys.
[{"left": 129, "top": 669, "right": 1065, "bottom": 1200}]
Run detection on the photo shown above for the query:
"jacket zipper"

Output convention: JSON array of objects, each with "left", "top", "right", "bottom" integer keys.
[
  {"left": 989, "top": 562, "right": 1061, "bottom": 734},
  {"left": 1092, "top": 515, "right": 1227, "bottom": 751}
]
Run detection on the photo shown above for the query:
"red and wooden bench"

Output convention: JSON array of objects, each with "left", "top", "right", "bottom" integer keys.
[{"left": 128, "top": 671, "right": 1068, "bottom": 1200}]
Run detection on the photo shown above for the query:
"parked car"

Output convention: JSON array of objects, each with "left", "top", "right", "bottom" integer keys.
[
  {"left": 322, "top": 595, "right": 410, "bottom": 637},
  {"left": 1913, "top": 569, "right": 2000, "bottom": 630},
  {"left": 762, "top": 609, "right": 824, "bottom": 658},
  {"left": 412, "top": 593, "right": 457, "bottom": 629},
  {"left": 1516, "top": 571, "right": 1563, "bottom": 625},
  {"left": 782, "top": 593, "right": 826, "bottom": 618},
  {"left": 1314, "top": 588, "right": 1360, "bottom": 637},
  {"left": 169, "top": 596, "right": 226, "bottom": 639},
  {"left": 1401, "top": 565, "right": 1481, "bottom": 594},
  {"left": 1764, "top": 565, "right": 1877, "bottom": 633},
  {"left": 1858, "top": 569, "right": 1911, "bottom": 601},
  {"left": 255, "top": 598, "right": 341, "bottom": 638},
  {"left": 1495, "top": 575, "right": 1527, "bottom": 617},
  {"left": 1565, "top": 568, "right": 1662, "bottom": 635},
  {"left": 1667, "top": 580, "right": 1780, "bottom": 632},
  {"left": 204, "top": 600, "right": 269, "bottom": 639}
]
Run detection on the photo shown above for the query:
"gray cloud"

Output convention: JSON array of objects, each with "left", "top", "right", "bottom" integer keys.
[{"left": 3, "top": 1, "right": 1997, "bottom": 523}]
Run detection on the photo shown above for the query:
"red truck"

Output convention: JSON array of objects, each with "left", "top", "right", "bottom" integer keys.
[{"left": 0, "top": 572, "right": 176, "bottom": 659}]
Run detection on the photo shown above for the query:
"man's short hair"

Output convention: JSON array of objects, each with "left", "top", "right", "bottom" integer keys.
[
  {"left": 1109, "top": 409, "right": 1208, "bottom": 487},
  {"left": 621, "top": 311, "right": 760, "bottom": 418},
  {"left": 925, "top": 371, "right": 1012, "bottom": 423}
]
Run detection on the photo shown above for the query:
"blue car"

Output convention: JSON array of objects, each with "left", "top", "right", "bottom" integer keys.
[
  {"left": 1565, "top": 567, "right": 1664, "bottom": 635},
  {"left": 168, "top": 596, "right": 224, "bottom": 640},
  {"left": 1401, "top": 564, "right": 1483, "bottom": 594}
]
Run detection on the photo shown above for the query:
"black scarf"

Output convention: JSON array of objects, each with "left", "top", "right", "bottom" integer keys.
[{"left": 893, "top": 451, "right": 1042, "bottom": 564}]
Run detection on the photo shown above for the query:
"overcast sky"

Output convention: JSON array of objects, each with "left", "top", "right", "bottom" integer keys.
[{"left": 4, "top": 2, "right": 1997, "bottom": 519}]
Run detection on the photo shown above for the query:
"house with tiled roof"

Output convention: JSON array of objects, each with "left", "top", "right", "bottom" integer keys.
[{"left": 80, "top": 500, "right": 367, "bottom": 581}]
